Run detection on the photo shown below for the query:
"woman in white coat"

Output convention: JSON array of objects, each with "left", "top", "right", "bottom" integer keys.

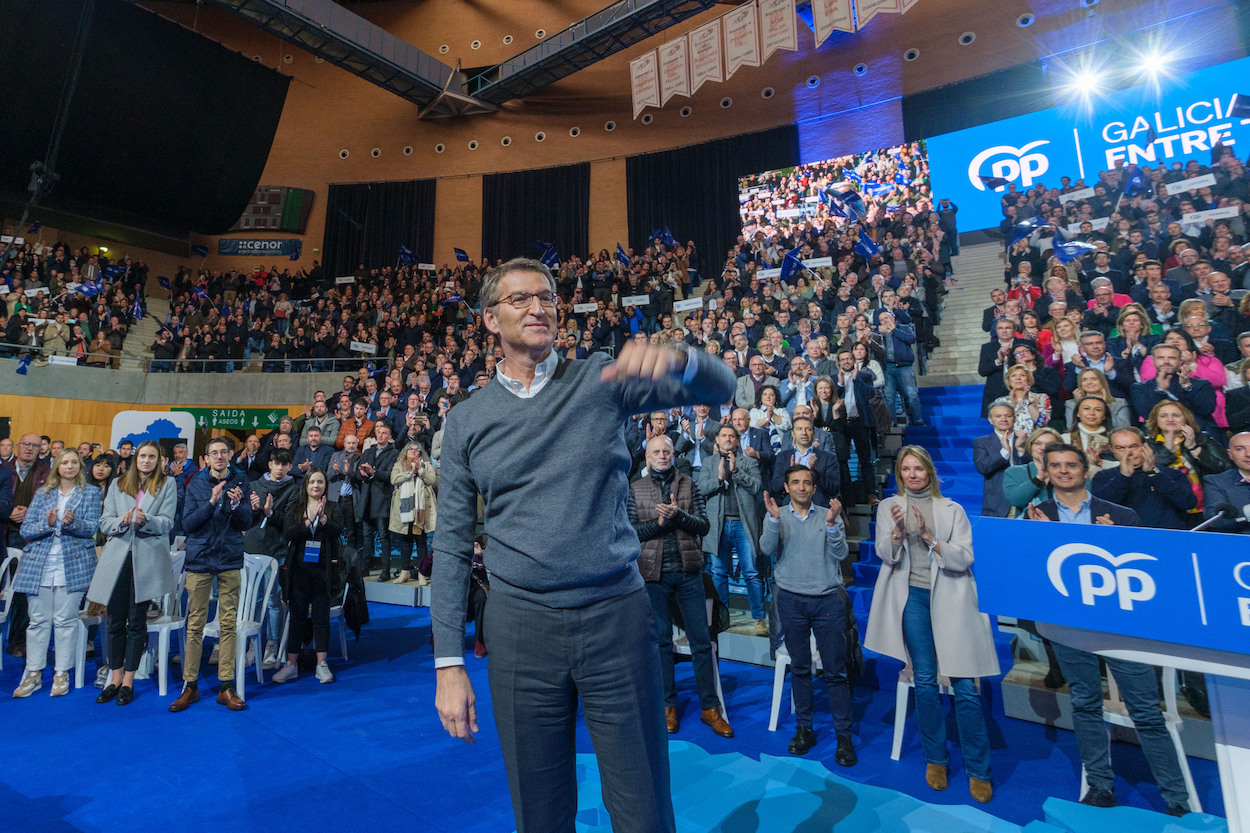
[
  {"left": 865, "top": 446, "right": 999, "bottom": 804},
  {"left": 87, "top": 441, "right": 178, "bottom": 705}
]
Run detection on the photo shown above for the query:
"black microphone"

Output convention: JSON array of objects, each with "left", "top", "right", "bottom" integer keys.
[{"left": 1213, "top": 503, "right": 1246, "bottom": 522}]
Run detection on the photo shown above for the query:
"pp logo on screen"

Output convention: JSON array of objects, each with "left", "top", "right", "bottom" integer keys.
[
  {"left": 967, "top": 140, "right": 1051, "bottom": 190},
  {"left": 1046, "top": 543, "right": 1157, "bottom": 611}
]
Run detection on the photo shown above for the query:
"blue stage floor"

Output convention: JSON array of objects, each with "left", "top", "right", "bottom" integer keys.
[{"left": 0, "top": 601, "right": 1226, "bottom": 833}]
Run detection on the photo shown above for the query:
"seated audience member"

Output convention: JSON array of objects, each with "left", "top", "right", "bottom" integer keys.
[
  {"left": 973, "top": 400, "right": 1027, "bottom": 518},
  {"left": 1003, "top": 364, "right": 1050, "bottom": 435},
  {"left": 1002, "top": 427, "right": 1065, "bottom": 516},
  {"left": 627, "top": 435, "right": 730, "bottom": 739},
  {"left": 1106, "top": 305, "right": 1159, "bottom": 371},
  {"left": 1201, "top": 431, "right": 1250, "bottom": 532},
  {"left": 760, "top": 466, "right": 852, "bottom": 760},
  {"left": 1093, "top": 428, "right": 1196, "bottom": 530},
  {"left": 1027, "top": 444, "right": 1193, "bottom": 817},
  {"left": 1064, "top": 368, "right": 1131, "bottom": 430},
  {"left": 1144, "top": 400, "right": 1230, "bottom": 526},
  {"left": 1130, "top": 343, "right": 1218, "bottom": 436},
  {"left": 1061, "top": 396, "right": 1117, "bottom": 471}
]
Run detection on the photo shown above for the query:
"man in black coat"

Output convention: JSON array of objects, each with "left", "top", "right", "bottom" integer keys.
[
  {"left": 1091, "top": 428, "right": 1196, "bottom": 530},
  {"left": 729, "top": 408, "right": 776, "bottom": 486},
  {"left": 1064, "top": 331, "right": 1133, "bottom": 401},
  {"left": 1129, "top": 343, "right": 1219, "bottom": 435},
  {"left": 981, "top": 289, "right": 1007, "bottom": 333},
  {"left": 979, "top": 318, "right": 1029, "bottom": 416},
  {"left": 768, "top": 417, "right": 839, "bottom": 507},
  {"left": 352, "top": 421, "right": 400, "bottom": 580},
  {"left": 832, "top": 349, "right": 879, "bottom": 504},
  {"left": 972, "top": 400, "right": 1027, "bottom": 518}
]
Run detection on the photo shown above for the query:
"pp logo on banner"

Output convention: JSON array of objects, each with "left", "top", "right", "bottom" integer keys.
[
  {"left": 967, "top": 140, "right": 1051, "bottom": 190},
  {"left": 1046, "top": 543, "right": 1158, "bottom": 611}
]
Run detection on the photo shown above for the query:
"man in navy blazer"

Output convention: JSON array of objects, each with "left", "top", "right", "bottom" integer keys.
[
  {"left": 1091, "top": 428, "right": 1196, "bottom": 530},
  {"left": 972, "top": 400, "right": 1027, "bottom": 518},
  {"left": 1027, "top": 443, "right": 1192, "bottom": 815},
  {"left": 1129, "top": 342, "right": 1219, "bottom": 435},
  {"left": 1063, "top": 331, "right": 1133, "bottom": 401},
  {"left": 769, "top": 417, "right": 839, "bottom": 507},
  {"left": 730, "top": 409, "right": 776, "bottom": 486},
  {"left": 1201, "top": 431, "right": 1250, "bottom": 533}
]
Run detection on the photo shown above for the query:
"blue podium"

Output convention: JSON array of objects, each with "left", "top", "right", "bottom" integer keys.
[{"left": 971, "top": 517, "right": 1250, "bottom": 831}]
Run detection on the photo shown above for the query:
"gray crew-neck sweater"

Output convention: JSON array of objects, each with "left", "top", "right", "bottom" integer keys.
[
  {"left": 759, "top": 504, "right": 848, "bottom": 596},
  {"left": 431, "top": 350, "right": 735, "bottom": 660}
]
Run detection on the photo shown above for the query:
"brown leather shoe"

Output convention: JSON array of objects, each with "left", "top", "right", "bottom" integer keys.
[
  {"left": 700, "top": 707, "right": 734, "bottom": 738},
  {"left": 665, "top": 707, "right": 680, "bottom": 734},
  {"left": 168, "top": 683, "right": 200, "bottom": 713},
  {"left": 925, "top": 763, "right": 948, "bottom": 791},
  {"left": 216, "top": 685, "right": 248, "bottom": 711},
  {"left": 969, "top": 778, "right": 993, "bottom": 804}
]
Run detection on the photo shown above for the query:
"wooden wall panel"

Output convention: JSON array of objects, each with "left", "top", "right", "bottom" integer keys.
[
  {"left": 434, "top": 177, "right": 484, "bottom": 267},
  {"left": 589, "top": 159, "right": 629, "bottom": 257}
]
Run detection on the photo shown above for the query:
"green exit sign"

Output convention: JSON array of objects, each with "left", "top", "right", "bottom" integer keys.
[{"left": 176, "top": 408, "right": 285, "bottom": 431}]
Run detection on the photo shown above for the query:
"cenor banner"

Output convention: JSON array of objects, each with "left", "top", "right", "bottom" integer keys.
[
  {"left": 630, "top": 50, "right": 660, "bottom": 118},
  {"left": 689, "top": 19, "right": 723, "bottom": 94},
  {"left": 722, "top": 2, "right": 760, "bottom": 80}
]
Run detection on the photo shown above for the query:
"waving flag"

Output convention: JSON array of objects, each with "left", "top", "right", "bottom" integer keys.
[
  {"left": 78, "top": 283, "right": 100, "bottom": 298},
  {"left": 1009, "top": 215, "right": 1048, "bottom": 245},
  {"left": 540, "top": 247, "right": 560, "bottom": 269},
  {"left": 978, "top": 174, "right": 1011, "bottom": 190},
  {"left": 16, "top": 355, "right": 33, "bottom": 375},
  {"left": 1122, "top": 165, "right": 1148, "bottom": 198},
  {"left": 854, "top": 230, "right": 882, "bottom": 260},
  {"left": 661, "top": 227, "right": 678, "bottom": 248},
  {"left": 131, "top": 297, "right": 144, "bottom": 321},
  {"left": 779, "top": 251, "right": 806, "bottom": 284},
  {"left": 190, "top": 244, "right": 208, "bottom": 258},
  {"left": 157, "top": 276, "right": 171, "bottom": 291},
  {"left": 843, "top": 169, "right": 863, "bottom": 185},
  {"left": 441, "top": 294, "right": 465, "bottom": 307},
  {"left": 27, "top": 220, "right": 41, "bottom": 234},
  {"left": 616, "top": 243, "right": 631, "bottom": 266},
  {"left": 839, "top": 190, "right": 866, "bottom": 220},
  {"left": 894, "top": 170, "right": 911, "bottom": 186},
  {"left": 531, "top": 240, "right": 554, "bottom": 252},
  {"left": 864, "top": 181, "right": 893, "bottom": 198},
  {"left": 193, "top": 286, "right": 209, "bottom": 301},
  {"left": 103, "top": 264, "right": 125, "bottom": 279},
  {"left": 398, "top": 245, "right": 415, "bottom": 266},
  {"left": 453, "top": 247, "right": 470, "bottom": 263}
]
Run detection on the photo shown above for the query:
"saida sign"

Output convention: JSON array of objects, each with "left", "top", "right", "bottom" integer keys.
[{"left": 175, "top": 407, "right": 285, "bottom": 431}]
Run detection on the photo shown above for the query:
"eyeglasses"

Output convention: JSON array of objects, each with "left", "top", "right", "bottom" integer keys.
[
  {"left": 206, "top": 449, "right": 232, "bottom": 458},
  {"left": 497, "top": 291, "right": 557, "bottom": 310}
]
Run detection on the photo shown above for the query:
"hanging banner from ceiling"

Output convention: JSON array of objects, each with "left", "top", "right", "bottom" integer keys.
[
  {"left": 723, "top": 1, "right": 761, "bottom": 80},
  {"left": 812, "top": 0, "right": 855, "bottom": 46},
  {"left": 855, "top": 0, "right": 900, "bottom": 28},
  {"left": 658, "top": 36, "right": 691, "bottom": 104},
  {"left": 689, "top": 19, "right": 723, "bottom": 94},
  {"left": 630, "top": 50, "right": 660, "bottom": 119},
  {"left": 759, "top": 0, "right": 798, "bottom": 63}
]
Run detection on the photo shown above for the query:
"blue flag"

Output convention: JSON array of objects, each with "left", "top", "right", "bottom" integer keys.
[
  {"left": 1009, "top": 215, "right": 1047, "bottom": 245},
  {"left": 531, "top": 240, "right": 553, "bottom": 252},
  {"left": 399, "top": 245, "right": 415, "bottom": 266},
  {"left": 844, "top": 170, "right": 863, "bottom": 184},
  {"left": 16, "top": 355, "right": 32, "bottom": 375},
  {"left": 661, "top": 227, "right": 678, "bottom": 248},
  {"left": 157, "top": 276, "right": 171, "bottom": 291},
  {"left": 864, "top": 181, "right": 893, "bottom": 198},
  {"left": 454, "top": 247, "right": 470, "bottom": 263},
  {"left": 190, "top": 244, "right": 208, "bottom": 258},
  {"left": 1122, "top": 165, "right": 1148, "bottom": 198},
  {"left": 27, "top": 220, "right": 41, "bottom": 234},
  {"left": 103, "top": 264, "right": 125, "bottom": 279},
  {"left": 779, "top": 251, "right": 805, "bottom": 284},
  {"left": 78, "top": 283, "right": 99, "bottom": 298},
  {"left": 616, "top": 243, "right": 630, "bottom": 266},
  {"left": 840, "top": 190, "right": 866, "bottom": 219},
  {"left": 131, "top": 297, "right": 144, "bottom": 321},
  {"left": 894, "top": 171, "right": 910, "bottom": 186},
  {"left": 854, "top": 230, "right": 882, "bottom": 260},
  {"left": 193, "top": 286, "right": 209, "bottom": 301},
  {"left": 540, "top": 248, "right": 559, "bottom": 269},
  {"left": 441, "top": 294, "right": 465, "bottom": 307}
]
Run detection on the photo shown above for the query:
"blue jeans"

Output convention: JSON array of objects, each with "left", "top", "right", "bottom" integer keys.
[
  {"left": 902, "top": 587, "right": 992, "bottom": 781},
  {"left": 777, "top": 588, "right": 852, "bottom": 736},
  {"left": 486, "top": 588, "right": 675, "bottom": 833},
  {"left": 645, "top": 571, "right": 720, "bottom": 710},
  {"left": 710, "top": 519, "right": 765, "bottom": 620},
  {"left": 1051, "top": 642, "right": 1190, "bottom": 808},
  {"left": 885, "top": 362, "right": 924, "bottom": 423}
]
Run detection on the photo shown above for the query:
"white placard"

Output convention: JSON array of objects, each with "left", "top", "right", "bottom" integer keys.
[
  {"left": 1058, "top": 187, "right": 1096, "bottom": 204},
  {"left": 772, "top": 198, "right": 786, "bottom": 205},
  {"left": 722, "top": 2, "right": 760, "bottom": 80},
  {"left": 1162, "top": 174, "right": 1217, "bottom": 195},
  {"left": 417, "top": 262, "right": 436, "bottom": 271},
  {"left": 673, "top": 297, "right": 704, "bottom": 312},
  {"left": 630, "top": 50, "right": 660, "bottom": 119},
  {"left": 25, "top": 287, "right": 48, "bottom": 297},
  {"left": 48, "top": 355, "right": 78, "bottom": 367},
  {"left": 805, "top": 257, "right": 833, "bottom": 268},
  {"left": 1182, "top": 206, "right": 1240, "bottom": 224},
  {"left": 0, "top": 285, "right": 9, "bottom": 295},
  {"left": 0, "top": 235, "right": 10, "bottom": 243},
  {"left": 573, "top": 302, "right": 599, "bottom": 313},
  {"left": 335, "top": 275, "right": 356, "bottom": 284},
  {"left": 1066, "top": 217, "right": 1111, "bottom": 235},
  {"left": 739, "top": 192, "right": 752, "bottom": 201},
  {"left": 812, "top": 0, "right": 855, "bottom": 44},
  {"left": 622, "top": 294, "right": 650, "bottom": 306},
  {"left": 855, "top": 0, "right": 900, "bottom": 27},
  {"left": 776, "top": 208, "right": 804, "bottom": 218},
  {"left": 350, "top": 340, "right": 377, "bottom": 354},
  {"left": 689, "top": 19, "right": 723, "bottom": 94},
  {"left": 804, "top": 195, "right": 821, "bottom": 202},
  {"left": 759, "top": 0, "right": 798, "bottom": 63},
  {"left": 658, "top": 36, "right": 690, "bottom": 104},
  {"left": 757, "top": 268, "right": 782, "bottom": 278}
]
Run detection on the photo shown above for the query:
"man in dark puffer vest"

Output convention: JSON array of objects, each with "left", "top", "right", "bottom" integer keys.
[{"left": 627, "top": 434, "right": 731, "bottom": 738}]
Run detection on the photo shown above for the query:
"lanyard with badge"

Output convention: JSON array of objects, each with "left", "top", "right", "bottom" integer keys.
[{"left": 304, "top": 515, "right": 321, "bottom": 564}]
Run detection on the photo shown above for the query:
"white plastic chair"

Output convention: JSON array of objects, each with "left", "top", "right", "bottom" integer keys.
[
  {"left": 73, "top": 600, "right": 106, "bottom": 690},
  {"left": 768, "top": 636, "right": 821, "bottom": 732},
  {"left": 671, "top": 597, "right": 725, "bottom": 717},
  {"left": 890, "top": 664, "right": 972, "bottom": 760},
  {"left": 146, "top": 571, "right": 189, "bottom": 696},
  {"left": 0, "top": 548, "right": 21, "bottom": 670},
  {"left": 279, "top": 580, "right": 350, "bottom": 660},
  {"left": 203, "top": 554, "right": 277, "bottom": 699},
  {"left": 1077, "top": 666, "right": 1201, "bottom": 813}
]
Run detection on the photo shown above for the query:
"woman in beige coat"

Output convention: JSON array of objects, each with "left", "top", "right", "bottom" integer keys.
[
  {"left": 388, "top": 442, "right": 437, "bottom": 585},
  {"left": 865, "top": 446, "right": 999, "bottom": 804}
]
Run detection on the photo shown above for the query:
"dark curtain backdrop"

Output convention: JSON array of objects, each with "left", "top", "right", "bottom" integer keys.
[
  {"left": 901, "top": 62, "right": 1050, "bottom": 142},
  {"left": 481, "top": 163, "right": 590, "bottom": 264},
  {"left": 626, "top": 125, "right": 799, "bottom": 274},
  {"left": 323, "top": 179, "right": 436, "bottom": 278}
]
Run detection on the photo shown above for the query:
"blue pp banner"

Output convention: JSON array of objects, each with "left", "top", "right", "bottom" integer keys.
[
  {"left": 972, "top": 516, "right": 1250, "bottom": 656},
  {"left": 217, "top": 238, "right": 303, "bottom": 258},
  {"left": 926, "top": 56, "right": 1250, "bottom": 231}
]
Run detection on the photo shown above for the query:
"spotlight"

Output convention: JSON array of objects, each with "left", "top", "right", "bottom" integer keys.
[
  {"left": 1139, "top": 51, "right": 1170, "bottom": 77},
  {"left": 1067, "top": 70, "right": 1103, "bottom": 96}
]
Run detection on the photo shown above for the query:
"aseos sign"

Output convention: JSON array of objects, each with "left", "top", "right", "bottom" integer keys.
[
  {"left": 926, "top": 55, "right": 1250, "bottom": 231},
  {"left": 972, "top": 517, "right": 1250, "bottom": 655}
]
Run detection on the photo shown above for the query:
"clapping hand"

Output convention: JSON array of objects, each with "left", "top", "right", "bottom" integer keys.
[
  {"left": 226, "top": 485, "right": 244, "bottom": 506},
  {"left": 250, "top": 491, "right": 261, "bottom": 511},
  {"left": 763, "top": 491, "right": 781, "bottom": 520},
  {"left": 122, "top": 507, "right": 135, "bottom": 527},
  {"left": 1025, "top": 503, "right": 1050, "bottom": 521},
  {"left": 912, "top": 507, "right": 932, "bottom": 546},
  {"left": 890, "top": 502, "right": 906, "bottom": 540},
  {"left": 264, "top": 493, "right": 274, "bottom": 517},
  {"left": 655, "top": 490, "right": 679, "bottom": 527},
  {"left": 210, "top": 480, "right": 227, "bottom": 505},
  {"left": 46, "top": 507, "right": 58, "bottom": 526},
  {"left": 63, "top": 508, "right": 74, "bottom": 525},
  {"left": 1094, "top": 513, "right": 1114, "bottom": 525},
  {"left": 131, "top": 508, "right": 145, "bottom": 528},
  {"left": 826, "top": 498, "right": 842, "bottom": 525}
]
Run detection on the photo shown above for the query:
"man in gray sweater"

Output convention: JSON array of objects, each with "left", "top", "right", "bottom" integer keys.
[
  {"left": 760, "top": 464, "right": 854, "bottom": 763},
  {"left": 431, "top": 258, "right": 735, "bottom": 833}
]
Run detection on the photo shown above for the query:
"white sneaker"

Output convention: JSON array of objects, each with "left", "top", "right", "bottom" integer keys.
[
  {"left": 315, "top": 661, "right": 335, "bottom": 684},
  {"left": 244, "top": 645, "right": 256, "bottom": 667},
  {"left": 208, "top": 645, "right": 220, "bottom": 665},
  {"left": 50, "top": 671, "right": 71, "bottom": 697},
  {"left": 272, "top": 663, "right": 298, "bottom": 684},
  {"left": 261, "top": 645, "right": 279, "bottom": 670},
  {"left": 13, "top": 671, "right": 42, "bottom": 698},
  {"left": 95, "top": 666, "right": 111, "bottom": 689}
]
